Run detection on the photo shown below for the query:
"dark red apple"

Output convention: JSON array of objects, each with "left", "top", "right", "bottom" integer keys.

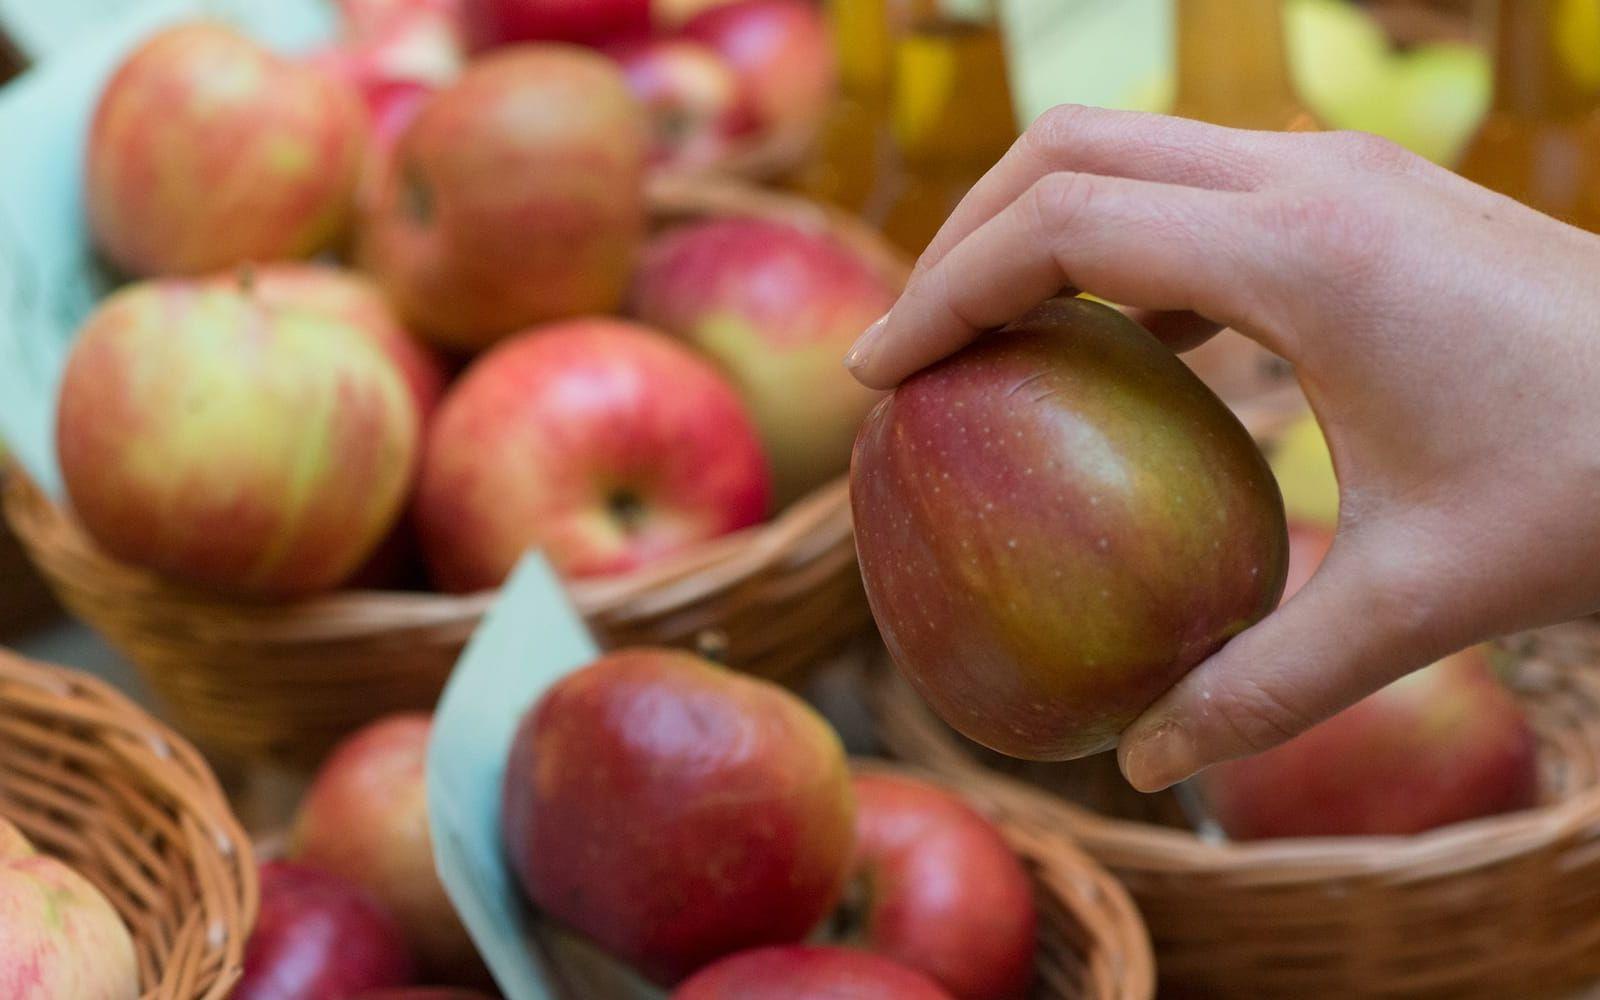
[
  {"left": 503, "top": 648, "right": 856, "bottom": 984},
  {"left": 352, "top": 991, "right": 495, "bottom": 999},
  {"left": 414, "top": 318, "right": 771, "bottom": 590},
  {"left": 236, "top": 861, "right": 416, "bottom": 1000},
  {"left": 845, "top": 774, "right": 1034, "bottom": 1000},
  {"left": 672, "top": 946, "right": 954, "bottom": 999},
  {"left": 851, "top": 297, "right": 1289, "bottom": 761},
  {"left": 607, "top": 38, "right": 757, "bottom": 168},
  {"left": 461, "top": 0, "right": 650, "bottom": 49},
  {"left": 681, "top": 0, "right": 835, "bottom": 135}
]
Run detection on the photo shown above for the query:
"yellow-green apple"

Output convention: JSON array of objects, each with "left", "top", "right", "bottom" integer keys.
[
  {"left": 672, "top": 946, "right": 955, "bottom": 999},
  {"left": 1195, "top": 646, "right": 1539, "bottom": 839},
  {"left": 631, "top": 217, "right": 896, "bottom": 501},
  {"left": 290, "top": 715, "right": 480, "bottom": 980},
  {"left": 236, "top": 861, "right": 417, "bottom": 1000},
  {"left": 851, "top": 297, "right": 1289, "bottom": 761},
  {"left": 1269, "top": 411, "right": 1340, "bottom": 529},
  {"left": 56, "top": 278, "right": 418, "bottom": 597},
  {"left": 607, "top": 38, "right": 757, "bottom": 169},
  {"left": 681, "top": 0, "right": 836, "bottom": 135},
  {"left": 461, "top": 0, "right": 650, "bottom": 48},
  {"left": 357, "top": 47, "right": 647, "bottom": 350},
  {"left": 843, "top": 774, "right": 1034, "bottom": 1000},
  {"left": 0, "top": 817, "right": 139, "bottom": 1000},
  {"left": 86, "top": 23, "right": 366, "bottom": 277},
  {"left": 415, "top": 318, "right": 771, "bottom": 590},
  {"left": 503, "top": 648, "right": 855, "bottom": 984}
]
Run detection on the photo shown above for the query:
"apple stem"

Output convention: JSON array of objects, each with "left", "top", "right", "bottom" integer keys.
[{"left": 694, "top": 629, "right": 730, "bottom": 664}]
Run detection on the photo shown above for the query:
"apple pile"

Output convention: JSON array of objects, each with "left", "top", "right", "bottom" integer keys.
[{"left": 60, "top": 10, "right": 890, "bottom": 601}]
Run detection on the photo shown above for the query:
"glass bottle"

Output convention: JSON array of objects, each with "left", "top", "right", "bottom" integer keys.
[
  {"left": 796, "top": 0, "right": 896, "bottom": 217},
  {"left": 1168, "top": 0, "right": 1319, "bottom": 131}
]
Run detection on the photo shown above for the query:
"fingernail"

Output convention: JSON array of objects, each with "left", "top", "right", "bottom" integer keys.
[
  {"left": 844, "top": 314, "right": 889, "bottom": 373},
  {"left": 1120, "top": 720, "right": 1201, "bottom": 793}
]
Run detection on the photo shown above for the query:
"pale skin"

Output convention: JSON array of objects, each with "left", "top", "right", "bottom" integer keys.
[{"left": 844, "top": 105, "right": 1600, "bottom": 793}]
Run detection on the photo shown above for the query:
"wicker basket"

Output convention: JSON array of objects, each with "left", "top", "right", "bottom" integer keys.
[
  {"left": 874, "top": 621, "right": 1600, "bottom": 999},
  {"left": 0, "top": 647, "right": 257, "bottom": 1000},
  {"left": 3, "top": 175, "right": 908, "bottom": 769}
]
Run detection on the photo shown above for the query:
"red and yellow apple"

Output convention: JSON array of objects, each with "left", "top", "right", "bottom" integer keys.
[
  {"left": 415, "top": 318, "right": 771, "bottom": 590},
  {"left": 290, "top": 715, "right": 480, "bottom": 980},
  {"left": 631, "top": 217, "right": 896, "bottom": 500},
  {"left": 672, "top": 946, "right": 954, "bottom": 1000},
  {"left": 357, "top": 46, "right": 647, "bottom": 350},
  {"left": 681, "top": 0, "right": 835, "bottom": 135},
  {"left": 56, "top": 279, "right": 419, "bottom": 597},
  {"left": 845, "top": 774, "right": 1034, "bottom": 1000},
  {"left": 461, "top": 0, "right": 650, "bottom": 49},
  {"left": 851, "top": 297, "right": 1289, "bottom": 760},
  {"left": 0, "top": 817, "right": 139, "bottom": 1000},
  {"left": 86, "top": 23, "right": 366, "bottom": 277},
  {"left": 607, "top": 38, "right": 757, "bottom": 168},
  {"left": 503, "top": 648, "right": 856, "bottom": 984}
]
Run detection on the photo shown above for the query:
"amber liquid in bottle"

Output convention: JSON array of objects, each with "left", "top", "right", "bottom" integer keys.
[
  {"left": 1168, "top": 0, "right": 1319, "bottom": 131},
  {"left": 879, "top": 0, "right": 1019, "bottom": 256},
  {"left": 1456, "top": 0, "right": 1600, "bottom": 232},
  {"left": 797, "top": 0, "right": 896, "bottom": 216}
]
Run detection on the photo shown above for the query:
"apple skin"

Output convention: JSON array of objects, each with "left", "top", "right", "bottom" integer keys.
[
  {"left": 851, "top": 297, "right": 1288, "bottom": 761},
  {"left": 357, "top": 46, "right": 647, "bottom": 350},
  {"left": 290, "top": 715, "right": 481, "bottom": 981},
  {"left": 415, "top": 318, "right": 771, "bottom": 590},
  {"left": 56, "top": 278, "right": 419, "bottom": 598},
  {"left": 352, "top": 991, "right": 495, "bottom": 1000},
  {"left": 0, "top": 817, "right": 140, "bottom": 1000},
  {"left": 681, "top": 0, "right": 836, "bottom": 135},
  {"left": 86, "top": 23, "right": 366, "bottom": 277},
  {"left": 846, "top": 774, "right": 1034, "bottom": 1000},
  {"left": 462, "top": 0, "right": 651, "bottom": 48},
  {"left": 606, "top": 38, "right": 758, "bottom": 169},
  {"left": 672, "top": 946, "right": 955, "bottom": 1000},
  {"left": 631, "top": 217, "right": 896, "bottom": 502},
  {"left": 503, "top": 648, "right": 856, "bottom": 984},
  {"left": 236, "top": 861, "right": 416, "bottom": 1000},
  {"left": 1195, "top": 646, "right": 1540, "bottom": 839}
]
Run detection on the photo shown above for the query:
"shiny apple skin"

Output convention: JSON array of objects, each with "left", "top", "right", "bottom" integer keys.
[
  {"left": 607, "top": 38, "right": 758, "bottom": 169},
  {"left": 851, "top": 297, "right": 1288, "bottom": 760},
  {"left": 502, "top": 648, "right": 856, "bottom": 985},
  {"left": 681, "top": 0, "right": 835, "bottom": 135},
  {"left": 672, "top": 945, "right": 955, "bottom": 999},
  {"left": 848, "top": 774, "right": 1034, "bottom": 1000}
]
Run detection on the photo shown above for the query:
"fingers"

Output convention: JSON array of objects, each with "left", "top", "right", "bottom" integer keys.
[{"left": 846, "top": 172, "right": 1287, "bottom": 390}]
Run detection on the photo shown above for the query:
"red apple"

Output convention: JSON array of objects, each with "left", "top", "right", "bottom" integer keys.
[
  {"left": 0, "top": 817, "right": 139, "bottom": 1000},
  {"left": 291, "top": 715, "right": 480, "bottom": 980},
  {"left": 86, "top": 23, "right": 366, "bottom": 277},
  {"left": 338, "top": 0, "right": 465, "bottom": 45},
  {"left": 1196, "top": 646, "right": 1540, "bottom": 839},
  {"left": 237, "top": 861, "right": 416, "bottom": 1000},
  {"left": 352, "top": 991, "right": 495, "bottom": 1000},
  {"left": 357, "top": 47, "right": 647, "bottom": 351},
  {"left": 415, "top": 318, "right": 771, "bottom": 590},
  {"left": 681, "top": 0, "right": 835, "bottom": 135},
  {"left": 631, "top": 217, "right": 896, "bottom": 501},
  {"left": 607, "top": 38, "right": 757, "bottom": 168},
  {"left": 673, "top": 946, "right": 954, "bottom": 999},
  {"left": 503, "top": 648, "right": 856, "bottom": 984},
  {"left": 845, "top": 774, "right": 1034, "bottom": 1000},
  {"left": 56, "top": 278, "right": 419, "bottom": 597},
  {"left": 851, "top": 297, "right": 1289, "bottom": 761},
  {"left": 461, "top": 0, "right": 650, "bottom": 49}
]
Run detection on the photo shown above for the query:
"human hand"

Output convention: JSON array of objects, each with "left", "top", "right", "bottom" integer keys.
[{"left": 844, "top": 105, "right": 1600, "bottom": 792}]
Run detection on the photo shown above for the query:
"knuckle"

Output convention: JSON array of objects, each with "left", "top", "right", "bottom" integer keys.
[
  {"left": 1206, "top": 674, "right": 1317, "bottom": 757},
  {"left": 1259, "top": 189, "right": 1397, "bottom": 290},
  {"left": 1027, "top": 171, "right": 1098, "bottom": 234},
  {"left": 1324, "top": 129, "right": 1418, "bottom": 176},
  {"left": 1026, "top": 103, "right": 1096, "bottom": 156}
]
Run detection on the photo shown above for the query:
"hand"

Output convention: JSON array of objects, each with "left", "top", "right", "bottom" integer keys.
[{"left": 844, "top": 105, "right": 1600, "bottom": 792}]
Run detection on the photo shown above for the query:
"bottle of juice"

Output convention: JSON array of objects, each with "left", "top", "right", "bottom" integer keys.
[
  {"left": 1168, "top": 0, "right": 1319, "bottom": 131},
  {"left": 1456, "top": 0, "right": 1600, "bottom": 232},
  {"left": 796, "top": 0, "right": 896, "bottom": 217}
]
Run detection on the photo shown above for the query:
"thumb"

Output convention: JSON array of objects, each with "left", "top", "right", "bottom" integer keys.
[{"left": 1116, "top": 529, "right": 1458, "bottom": 792}]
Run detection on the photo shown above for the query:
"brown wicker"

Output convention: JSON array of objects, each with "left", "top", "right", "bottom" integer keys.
[
  {"left": 2, "top": 175, "right": 908, "bottom": 769},
  {"left": 0, "top": 647, "right": 257, "bottom": 1000},
  {"left": 873, "top": 621, "right": 1600, "bottom": 999},
  {"left": 0, "top": 472, "right": 59, "bottom": 639}
]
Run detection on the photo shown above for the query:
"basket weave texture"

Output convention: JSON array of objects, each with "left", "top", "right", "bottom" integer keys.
[
  {"left": 0, "top": 648, "right": 257, "bottom": 999},
  {"left": 874, "top": 622, "right": 1600, "bottom": 999}
]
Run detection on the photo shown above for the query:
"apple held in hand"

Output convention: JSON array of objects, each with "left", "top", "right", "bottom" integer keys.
[
  {"left": 851, "top": 297, "right": 1288, "bottom": 761},
  {"left": 503, "top": 648, "right": 856, "bottom": 984},
  {"left": 0, "top": 817, "right": 139, "bottom": 1000},
  {"left": 415, "top": 318, "right": 771, "bottom": 591},
  {"left": 673, "top": 946, "right": 954, "bottom": 999},
  {"left": 462, "top": 0, "right": 650, "bottom": 48},
  {"left": 86, "top": 23, "right": 366, "bottom": 277},
  {"left": 56, "top": 279, "right": 419, "bottom": 597},
  {"left": 844, "top": 774, "right": 1034, "bottom": 1000},
  {"left": 358, "top": 47, "right": 647, "bottom": 350},
  {"left": 291, "top": 715, "right": 480, "bottom": 980},
  {"left": 631, "top": 217, "right": 897, "bottom": 501},
  {"left": 681, "top": 0, "right": 835, "bottom": 135},
  {"left": 608, "top": 38, "right": 757, "bottom": 168}
]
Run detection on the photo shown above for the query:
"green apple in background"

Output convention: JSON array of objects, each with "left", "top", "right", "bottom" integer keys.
[
  {"left": 1286, "top": 0, "right": 1391, "bottom": 120},
  {"left": 1269, "top": 412, "right": 1339, "bottom": 530}
]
